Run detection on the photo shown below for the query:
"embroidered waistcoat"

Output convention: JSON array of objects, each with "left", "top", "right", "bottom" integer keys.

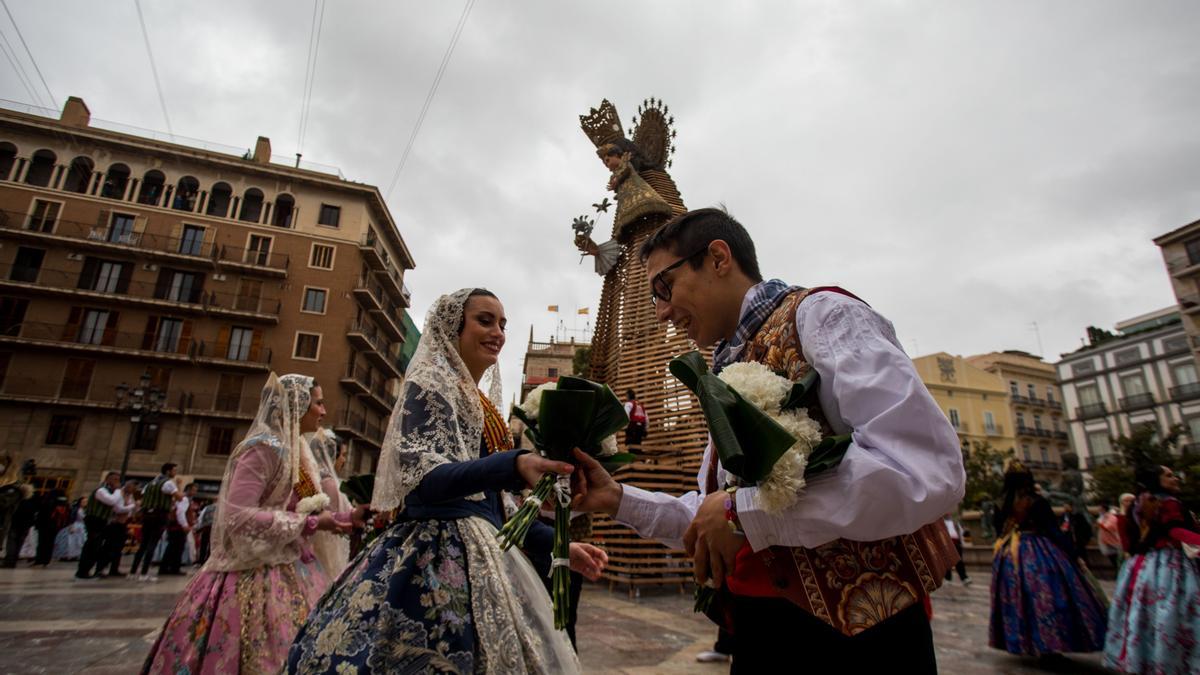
[{"left": 722, "top": 288, "right": 959, "bottom": 636}]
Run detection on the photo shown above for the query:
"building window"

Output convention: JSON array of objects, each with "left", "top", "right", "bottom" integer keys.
[
  {"left": 294, "top": 332, "right": 321, "bottom": 360},
  {"left": 1174, "top": 362, "right": 1199, "bottom": 386},
  {"left": 1016, "top": 411, "right": 1025, "bottom": 429},
  {"left": 318, "top": 204, "right": 341, "bottom": 227},
  {"left": 27, "top": 199, "right": 61, "bottom": 233},
  {"left": 45, "top": 415, "right": 81, "bottom": 446},
  {"left": 78, "top": 309, "right": 112, "bottom": 345},
  {"left": 246, "top": 235, "right": 272, "bottom": 266},
  {"left": 302, "top": 287, "right": 327, "bottom": 314},
  {"left": 108, "top": 213, "right": 137, "bottom": 244},
  {"left": 1120, "top": 373, "right": 1148, "bottom": 397},
  {"left": 1009, "top": 380, "right": 1018, "bottom": 396},
  {"left": 227, "top": 326, "right": 254, "bottom": 361},
  {"left": 60, "top": 359, "right": 95, "bottom": 399},
  {"left": 131, "top": 420, "right": 159, "bottom": 451},
  {"left": 1033, "top": 414, "right": 1043, "bottom": 430},
  {"left": 179, "top": 224, "right": 205, "bottom": 256},
  {"left": 309, "top": 243, "right": 335, "bottom": 270},
  {"left": 1114, "top": 348, "right": 1140, "bottom": 366},
  {"left": 10, "top": 247, "right": 45, "bottom": 283},
  {"left": 1026, "top": 383, "right": 1036, "bottom": 399},
  {"left": 0, "top": 297, "right": 28, "bottom": 335},
  {"left": 1164, "top": 335, "right": 1189, "bottom": 353},
  {"left": 216, "top": 373, "right": 245, "bottom": 412},
  {"left": 1039, "top": 446, "right": 1049, "bottom": 464},
  {"left": 1188, "top": 417, "right": 1200, "bottom": 443},
  {"left": 153, "top": 318, "right": 184, "bottom": 352},
  {"left": 1077, "top": 384, "right": 1101, "bottom": 406},
  {"left": 547, "top": 367, "right": 559, "bottom": 378},
  {"left": 1187, "top": 237, "right": 1200, "bottom": 266},
  {"left": 156, "top": 269, "right": 203, "bottom": 303},
  {"left": 948, "top": 408, "right": 960, "bottom": 428},
  {"left": 983, "top": 411, "right": 995, "bottom": 433},
  {"left": 1046, "top": 385, "right": 1055, "bottom": 403},
  {"left": 1021, "top": 444, "right": 1031, "bottom": 460},
  {"left": 207, "top": 425, "right": 237, "bottom": 455},
  {"left": 78, "top": 258, "right": 128, "bottom": 293},
  {"left": 235, "top": 279, "right": 263, "bottom": 312},
  {"left": 1087, "top": 431, "right": 1114, "bottom": 461}
]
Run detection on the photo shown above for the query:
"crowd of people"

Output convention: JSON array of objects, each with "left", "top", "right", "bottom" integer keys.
[{"left": 1, "top": 207, "right": 1198, "bottom": 674}]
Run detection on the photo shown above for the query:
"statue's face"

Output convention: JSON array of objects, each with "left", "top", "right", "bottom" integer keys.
[{"left": 603, "top": 154, "right": 621, "bottom": 171}]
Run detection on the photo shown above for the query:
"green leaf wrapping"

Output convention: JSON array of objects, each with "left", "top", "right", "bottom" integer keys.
[
  {"left": 554, "top": 376, "right": 629, "bottom": 451},
  {"left": 515, "top": 376, "right": 631, "bottom": 464},
  {"left": 339, "top": 474, "right": 375, "bottom": 506},
  {"left": 668, "top": 351, "right": 796, "bottom": 484}
]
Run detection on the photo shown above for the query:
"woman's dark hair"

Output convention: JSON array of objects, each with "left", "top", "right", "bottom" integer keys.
[
  {"left": 458, "top": 288, "right": 498, "bottom": 334},
  {"left": 1134, "top": 464, "right": 1165, "bottom": 494},
  {"left": 994, "top": 468, "right": 1036, "bottom": 534},
  {"left": 638, "top": 207, "right": 763, "bottom": 283}
]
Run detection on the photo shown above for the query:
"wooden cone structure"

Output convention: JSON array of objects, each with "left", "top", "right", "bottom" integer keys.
[{"left": 577, "top": 99, "right": 711, "bottom": 595}]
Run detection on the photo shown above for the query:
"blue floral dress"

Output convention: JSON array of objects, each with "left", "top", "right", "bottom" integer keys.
[{"left": 287, "top": 440, "right": 555, "bottom": 674}]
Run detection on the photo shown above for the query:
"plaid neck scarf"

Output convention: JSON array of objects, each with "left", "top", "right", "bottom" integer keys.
[{"left": 712, "top": 278, "right": 801, "bottom": 373}]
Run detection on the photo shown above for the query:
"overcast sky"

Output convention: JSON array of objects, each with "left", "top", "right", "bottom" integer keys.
[{"left": 3, "top": 1, "right": 1197, "bottom": 400}]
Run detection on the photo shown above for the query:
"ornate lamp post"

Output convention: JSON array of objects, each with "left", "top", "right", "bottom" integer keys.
[{"left": 115, "top": 370, "right": 165, "bottom": 480}]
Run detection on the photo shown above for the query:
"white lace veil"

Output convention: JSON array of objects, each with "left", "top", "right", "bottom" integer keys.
[
  {"left": 372, "top": 289, "right": 488, "bottom": 511},
  {"left": 308, "top": 427, "right": 351, "bottom": 577},
  {"left": 207, "top": 372, "right": 320, "bottom": 571}
]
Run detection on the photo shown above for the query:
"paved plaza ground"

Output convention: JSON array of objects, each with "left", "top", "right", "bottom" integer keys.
[{"left": 0, "top": 559, "right": 1117, "bottom": 674}]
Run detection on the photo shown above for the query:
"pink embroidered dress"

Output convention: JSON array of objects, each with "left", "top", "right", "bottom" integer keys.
[{"left": 142, "top": 374, "right": 344, "bottom": 675}]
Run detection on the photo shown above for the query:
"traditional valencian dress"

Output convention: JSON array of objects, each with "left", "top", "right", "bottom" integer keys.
[
  {"left": 288, "top": 289, "right": 579, "bottom": 674},
  {"left": 1104, "top": 491, "right": 1200, "bottom": 674},
  {"left": 988, "top": 468, "right": 1107, "bottom": 657},
  {"left": 142, "top": 374, "right": 344, "bottom": 675}
]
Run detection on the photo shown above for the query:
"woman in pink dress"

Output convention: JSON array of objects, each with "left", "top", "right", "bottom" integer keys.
[{"left": 142, "top": 373, "right": 355, "bottom": 674}]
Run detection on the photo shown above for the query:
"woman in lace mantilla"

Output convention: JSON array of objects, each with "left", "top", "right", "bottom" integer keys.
[
  {"left": 142, "top": 374, "right": 357, "bottom": 675},
  {"left": 288, "top": 288, "right": 606, "bottom": 675}
]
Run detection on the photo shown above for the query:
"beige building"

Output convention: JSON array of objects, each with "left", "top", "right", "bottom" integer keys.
[
  {"left": 0, "top": 96, "right": 415, "bottom": 497},
  {"left": 967, "top": 350, "right": 1071, "bottom": 481},
  {"left": 1155, "top": 218, "right": 1200, "bottom": 364},
  {"left": 519, "top": 330, "right": 588, "bottom": 402},
  {"left": 913, "top": 353, "right": 1016, "bottom": 456}
]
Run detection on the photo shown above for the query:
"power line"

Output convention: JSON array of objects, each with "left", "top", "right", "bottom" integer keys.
[
  {"left": 133, "top": 0, "right": 173, "bottom": 138},
  {"left": 385, "top": 0, "right": 476, "bottom": 199},
  {"left": 0, "top": 0, "right": 55, "bottom": 107},
  {"left": 297, "top": 0, "right": 325, "bottom": 153},
  {"left": 0, "top": 25, "right": 42, "bottom": 108}
]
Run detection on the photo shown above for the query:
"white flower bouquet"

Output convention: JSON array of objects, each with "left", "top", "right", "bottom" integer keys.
[{"left": 296, "top": 493, "right": 330, "bottom": 516}]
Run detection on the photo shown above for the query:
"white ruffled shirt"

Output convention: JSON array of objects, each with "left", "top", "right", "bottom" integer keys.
[{"left": 615, "top": 287, "right": 965, "bottom": 551}]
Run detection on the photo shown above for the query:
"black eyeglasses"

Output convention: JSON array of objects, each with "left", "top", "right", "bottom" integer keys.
[{"left": 650, "top": 246, "right": 709, "bottom": 305}]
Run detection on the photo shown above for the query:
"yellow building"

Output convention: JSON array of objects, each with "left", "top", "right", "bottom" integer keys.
[
  {"left": 913, "top": 353, "right": 1016, "bottom": 455},
  {"left": 967, "top": 350, "right": 1072, "bottom": 482}
]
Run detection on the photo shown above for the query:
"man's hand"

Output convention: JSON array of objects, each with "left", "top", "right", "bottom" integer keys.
[
  {"left": 568, "top": 542, "right": 609, "bottom": 581},
  {"left": 515, "top": 452, "right": 574, "bottom": 489},
  {"left": 569, "top": 448, "right": 622, "bottom": 516},
  {"left": 350, "top": 504, "right": 371, "bottom": 529},
  {"left": 315, "top": 511, "right": 352, "bottom": 534},
  {"left": 683, "top": 491, "right": 745, "bottom": 589}
]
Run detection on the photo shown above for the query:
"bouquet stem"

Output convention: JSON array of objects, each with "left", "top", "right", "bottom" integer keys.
[
  {"left": 551, "top": 498, "right": 571, "bottom": 630},
  {"left": 694, "top": 584, "right": 716, "bottom": 614},
  {"left": 496, "top": 472, "right": 556, "bottom": 551}
]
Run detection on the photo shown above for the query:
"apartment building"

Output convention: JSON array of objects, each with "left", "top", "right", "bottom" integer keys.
[
  {"left": 913, "top": 352, "right": 1017, "bottom": 455},
  {"left": 966, "top": 350, "right": 1072, "bottom": 481},
  {"left": 519, "top": 330, "right": 587, "bottom": 402},
  {"left": 1056, "top": 307, "right": 1199, "bottom": 469},
  {"left": 0, "top": 96, "right": 415, "bottom": 496}
]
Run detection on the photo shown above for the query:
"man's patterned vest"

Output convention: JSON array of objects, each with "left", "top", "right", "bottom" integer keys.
[{"left": 719, "top": 288, "right": 959, "bottom": 637}]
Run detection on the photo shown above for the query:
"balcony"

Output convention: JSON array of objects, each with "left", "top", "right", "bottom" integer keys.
[
  {"left": 0, "top": 209, "right": 217, "bottom": 268},
  {"left": 1180, "top": 294, "right": 1200, "bottom": 311},
  {"left": 375, "top": 266, "right": 409, "bottom": 307},
  {"left": 1016, "top": 425, "right": 1055, "bottom": 439},
  {"left": 1119, "top": 393, "right": 1156, "bottom": 412},
  {"left": 0, "top": 321, "right": 271, "bottom": 370},
  {"left": 1052, "top": 430, "right": 1069, "bottom": 440},
  {"left": 213, "top": 243, "right": 289, "bottom": 278},
  {"left": 352, "top": 277, "right": 406, "bottom": 342},
  {"left": 984, "top": 424, "right": 1004, "bottom": 436},
  {"left": 359, "top": 232, "right": 386, "bottom": 270},
  {"left": 0, "top": 374, "right": 188, "bottom": 413},
  {"left": 340, "top": 364, "right": 372, "bottom": 398},
  {"left": 334, "top": 410, "right": 384, "bottom": 448},
  {"left": 952, "top": 421, "right": 969, "bottom": 433},
  {"left": 1076, "top": 403, "right": 1107, "bottom": 420},
  {"left": 1011, "top": 394, "right": 1058, "bottom": 410},
  {"left": 347, "top": 321, "right": 402, "bottom": 379},
  {"left": 0, "top": 264, "right": 280, "bottom": 323},
  {"left": 1171, "top": 382, "right": 1200, "bottom": 402},
  {"left": 1167, "top": 255, "right": 1200, "bottom": 277},
  {"left": 180, "top": 392, "right": 259, "bottom": 420},
  {"left": 369, "top": 379, "right": 398, "bottom": 413},
  {"left": 352, "top": 276, "right": 385, "bottom": 312}
]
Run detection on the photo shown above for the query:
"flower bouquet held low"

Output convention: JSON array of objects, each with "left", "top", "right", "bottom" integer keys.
[
  {"left": 499, "top": 376, "right": 633, "bottom": 629},
  {"left": 668, "top": 351, "right": 852, "bottom": 613}
]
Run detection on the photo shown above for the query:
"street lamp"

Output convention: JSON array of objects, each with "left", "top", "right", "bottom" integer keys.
[{"left": 115, "top": 370, "right": 165, "bottom": 480}]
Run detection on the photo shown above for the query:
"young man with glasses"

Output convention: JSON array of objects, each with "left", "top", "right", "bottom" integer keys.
[{"left": 573, "top": 207, "right": 965, "bottom": 673}]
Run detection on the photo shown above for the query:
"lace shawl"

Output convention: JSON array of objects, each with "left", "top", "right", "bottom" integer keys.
[
  {"left": 206, "top": 373, "right": 322, "bottom": 572},
  {"left": 371, "top": 289, "right": 501, "bottom": 511}
]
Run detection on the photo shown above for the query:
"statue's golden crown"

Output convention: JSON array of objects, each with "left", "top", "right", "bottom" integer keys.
[{"left": 579, "top": 99, "right": 626, "bottom": 148}]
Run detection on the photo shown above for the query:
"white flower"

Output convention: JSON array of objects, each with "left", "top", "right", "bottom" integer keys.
[
  {"left": 598, "top": 434, "right": 619, "bottom": 457},
  {"left": 718, "top": 362, "right": 790, "bottom": 414},
  {"left": 297, "top": 493, "right": 330, "bottom": 515},
  {"left": 520, "top": 382, "right": 557, "bottom": 420}
]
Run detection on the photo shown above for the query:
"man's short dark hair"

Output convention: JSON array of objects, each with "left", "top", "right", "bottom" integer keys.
[
  {"left": 626, "top": 389, "right": 636, "bottom": 400},
  {"left": 638, "top": 207, "right": 762, "bottom": 282},
  {"left": 105, "top": 471, "right": 120, "bottom": 481},
  {"left": 184, "top": 482, "right": 196, "bottom": 492},
  {"left": 161, "top": 462, "right": 177, "bottom": 474}
]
